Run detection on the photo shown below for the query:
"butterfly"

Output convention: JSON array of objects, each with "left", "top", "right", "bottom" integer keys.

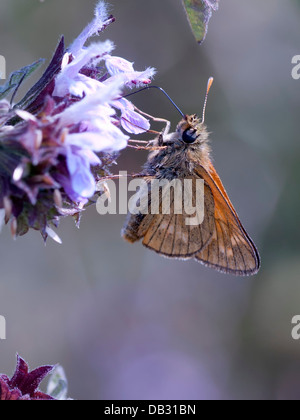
[{"left": 122, "top": 79, "right": 260, "bottom": 276}]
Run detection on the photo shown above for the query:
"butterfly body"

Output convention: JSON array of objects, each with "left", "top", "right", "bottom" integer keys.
[
  {"left": 146, "top": 114, "right": 211, "bottom": 180},
  {"left": 122, "top": 112, "right": 260, "bottom": 276}
]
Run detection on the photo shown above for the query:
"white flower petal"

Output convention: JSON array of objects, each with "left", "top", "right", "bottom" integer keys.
[
  {"left": 69, "top": 0, "right": 112, "bottom": 56},
  {"left": 105, "top": 56, "right": 134, "bottom": 75},
  {"left": 13, "top": 165, "right": 25, "bottom": 182},
  {"left": 0, "top": 209, "right": 5, "bottom": 234},
  {"left": 54, "top": 41, "right": 114, "bottom": 98},
  {"left": 121, "top": 109, "right": 150, "bottom": 134},
  {"left": 113, "top": 98, "right": 135, "bottom": 112},
  {"left": 46, "top": 227, "right": 63, "bottom": 244},
  {"left": 68, "top": 74, "right": 103, "bottom": 98},
  {"left": 104, "top": 67, "right": 156, "bottom": 90},
  {"left": 15, "top": 110, "right": 37, "bottom": 123},
  {"left": 56, "top": 80, "right": 125, "bottom": 141},
  {"left": 61, "top": 52, "right": 71, "bottom": 70},
  {"left": 66, "top": 128, "right": 128, "bottom": 153}
]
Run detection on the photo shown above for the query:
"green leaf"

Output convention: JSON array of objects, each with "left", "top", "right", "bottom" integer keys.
[
  {"left": 0, "top": 58, "right": 45, "bottom": 101},
  {"left": 47, "top": 366, "right": 70, "bottom": 400},
  {"left": 182, "top": 0, "right": 219, "bottom": 44}
]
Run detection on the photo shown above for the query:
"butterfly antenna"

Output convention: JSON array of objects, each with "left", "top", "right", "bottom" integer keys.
[
  {"left": 124, "top": 86, "right": 185, "bottom": 118},
  {"left": 202, "top": 77, "right": 214, "bottom": 124}
]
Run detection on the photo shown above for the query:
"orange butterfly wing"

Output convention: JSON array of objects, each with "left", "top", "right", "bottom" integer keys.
[
  {"left": 122, "top": 176, "right": 216, "bottom": 258},
  {"left": 194, "top": 162, "right": 260, "bottom": 276}
]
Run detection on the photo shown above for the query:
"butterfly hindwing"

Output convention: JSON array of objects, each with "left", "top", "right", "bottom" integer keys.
[{"left": 123, "top": 176, "right": 215, "bottom": 258}]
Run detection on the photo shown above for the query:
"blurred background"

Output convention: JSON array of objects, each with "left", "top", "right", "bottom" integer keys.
[{"left": 0, "top": 0, "right": 300, "bottom": 400}]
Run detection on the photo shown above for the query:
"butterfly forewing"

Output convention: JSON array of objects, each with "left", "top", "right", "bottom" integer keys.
[{"left": 194, "top": 164, "right": 260, "bottom": 275}]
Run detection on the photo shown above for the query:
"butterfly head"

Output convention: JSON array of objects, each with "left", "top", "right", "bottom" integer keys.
[{"left": 176, "top": 114, "right": 207, "bottom": 146}]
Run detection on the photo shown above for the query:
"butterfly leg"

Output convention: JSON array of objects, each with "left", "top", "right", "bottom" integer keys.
[
  {"left": 127, "top": 144, "right": 167, "bottom": 151},
  {"left": 97, "top": 173, "right": 146, "bottom": 182},
  {"left": 132, "top": 105, "right": 171, "bottom": 136}
]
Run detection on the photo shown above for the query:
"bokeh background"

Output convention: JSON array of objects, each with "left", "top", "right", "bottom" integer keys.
[{"left": 0, "top": 0, "right": 300, "bottom": 400}]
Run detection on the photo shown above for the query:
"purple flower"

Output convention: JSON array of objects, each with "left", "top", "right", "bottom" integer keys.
[
  {"left": 106, "top": 56, "right": 135, "bottom": 75},
  {"left": 113, "top": 98, "right": 150, "bottom": 134},
  {"left": 0, "top": 355, "right": 55, "bottom": 400},
  {"left": 0, "top": 0, "right": 156, "bottom": 241},
  {"left": 65, "top": 146, "right": 100, "bottom": 201},
  {"left": 53, "top": 41, "right": 114, "bottom": 98},
  {"left": 69, "top": 0, "right": 115, "bottom": 57},
  {"left": 105, "top": 55, "right": 156, "bottom": 88}
]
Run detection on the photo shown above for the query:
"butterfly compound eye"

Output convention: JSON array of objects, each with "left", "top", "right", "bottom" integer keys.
[{"left": 182, "top": 128, "right": 197, "bottom": 144}]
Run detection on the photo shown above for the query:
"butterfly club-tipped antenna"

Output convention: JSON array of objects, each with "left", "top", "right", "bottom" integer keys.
[
  {"left": 201, "top": 77, "right": 214, "bottom": 124},
  {"left": 124, "top": 86, "right": 185, "bottom": 119}
]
